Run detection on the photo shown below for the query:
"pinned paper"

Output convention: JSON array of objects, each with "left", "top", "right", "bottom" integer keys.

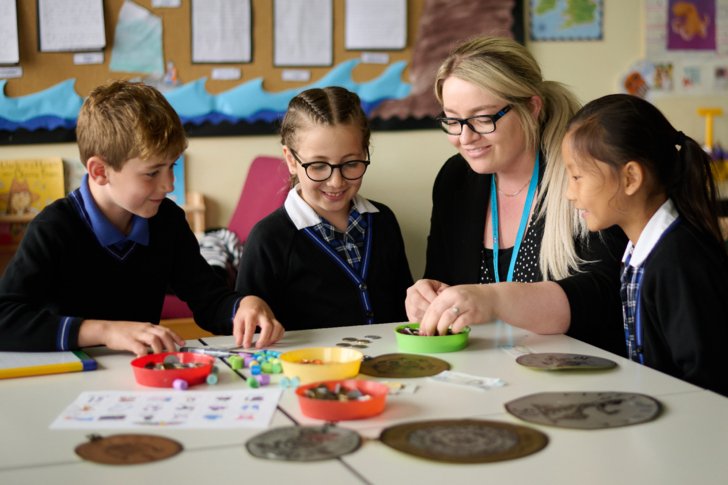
[{"left": 110, "top": 1, "right": 164, "bottom": 74}]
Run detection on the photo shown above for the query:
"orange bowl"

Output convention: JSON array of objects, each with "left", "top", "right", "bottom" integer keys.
[
  {"left": 131, "top": 352, "right": 215, "bottom": 388},
  {"left": 295, "top": 379, "right": 388, "bottom": 421}
]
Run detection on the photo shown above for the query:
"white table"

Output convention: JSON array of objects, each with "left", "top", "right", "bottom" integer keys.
[{"left": 1, "top": 322, "right": 726, "bottom": 484}]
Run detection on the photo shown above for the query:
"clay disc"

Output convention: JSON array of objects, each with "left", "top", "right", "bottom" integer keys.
[
  {"left": 359, "top": 353, "right": 450, "bottom": 378},
  {"left": 505, "top": 391, "right": 662, "bottom": 429},
  {"left": 246, "top": 425, "right": 361, "bottom": 461},
  {"left": 516, "top": 352, "right": 617, "bottom": 370},
  {"left": 380, "top": 419, "right": 548, "bottom": 463},
  {"left": 75, "top": 434, "right": 183, "bottom": 465}
]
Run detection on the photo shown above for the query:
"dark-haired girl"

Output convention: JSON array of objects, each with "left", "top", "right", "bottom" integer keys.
[{"left": 563, "top": 93, "right": 728, "bottom": 396}]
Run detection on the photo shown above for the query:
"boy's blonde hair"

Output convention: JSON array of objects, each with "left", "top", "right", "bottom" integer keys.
[
  {"left": 434, "top": 36, "right": 585, "bottom": 280},
  {"left": 76, "top": 80, "right": 188, "bottom": 171}
]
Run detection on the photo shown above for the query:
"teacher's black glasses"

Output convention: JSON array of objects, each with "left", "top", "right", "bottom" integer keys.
[
  {"left": 290, "top": 148, "right": 370, "bottom": 182},
  {"left": 436, "top": 105, "right": 512, "bottom": 135}
]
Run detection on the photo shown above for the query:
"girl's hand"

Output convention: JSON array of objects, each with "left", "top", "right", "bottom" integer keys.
[
  {"left": 405, "top": 279, "right": 450, "bottom": 322},
  {"left": 232, "top": 295, "right": 285, "bottom": 349},
  {"left": 79, "top": 320, "right": 185, "bottom": 357}
]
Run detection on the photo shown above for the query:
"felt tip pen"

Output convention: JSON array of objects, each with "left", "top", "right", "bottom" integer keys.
[{"left": 179, "top": 347, "right": 250, "bottom": 358}]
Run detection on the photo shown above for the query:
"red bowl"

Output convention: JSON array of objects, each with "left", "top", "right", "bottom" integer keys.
[
  {"left": 295, "top": 379, "right": 388, "bottom": 421},
  {"left": 131, "top": 352, "right": 215, "bottom": 388}
]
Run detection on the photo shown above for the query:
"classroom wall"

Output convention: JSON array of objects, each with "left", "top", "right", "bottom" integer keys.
[{"left": 1, "top": 0, "right": 727, "bottom": 279}]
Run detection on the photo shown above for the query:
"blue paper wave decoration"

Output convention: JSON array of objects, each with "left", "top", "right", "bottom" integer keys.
[
  {"left": 0, "top": 59, "right": 411, "bottom": 132},
  {"left": 0, "top": 79, "right": 83, "bottom": 131}
]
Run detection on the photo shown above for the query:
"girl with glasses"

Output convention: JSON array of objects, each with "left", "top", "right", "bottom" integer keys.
[
  {"left": 562, "top": 94, "right": 727, "bottom": 395},
  {"left": 409, "top": 37, "right": 628, "bottom": 356},
  {"left": 235, "top": 87, "right": 413, "bottom": 330}
]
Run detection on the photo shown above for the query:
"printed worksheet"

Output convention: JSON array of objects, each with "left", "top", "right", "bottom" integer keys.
[{"left": 50, "top": 389, "right": 283, "bottom": 429}]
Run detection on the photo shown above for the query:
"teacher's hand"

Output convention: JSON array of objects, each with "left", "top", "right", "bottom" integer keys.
[
  {"left": 418, "top": 284, "right": 494, "bottom": 336},
  {"left": 405, "top": 279, "right": 450, "bottom": 322}
]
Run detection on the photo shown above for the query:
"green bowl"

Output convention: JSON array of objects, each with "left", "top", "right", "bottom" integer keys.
[{"left": 394, "top": 323, "right": 470, "bottom": 353}]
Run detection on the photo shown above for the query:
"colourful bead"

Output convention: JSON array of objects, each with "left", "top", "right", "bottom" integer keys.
[
  {"left": 271, "top": 363, "right": 283, "bottom": 374},
  {"left": 261, "top": 362, "right": 273, "bottom": 374},
  {"left": 172, "top": 378, "right": 189, "bottom": 390},
  {"left": 206, "top": 373, "right": 219, "bottom": 385},
  {"left": 250, "top": 364, "right": 262, "bottom": 375},
  {"left": 229, "top": 356, "right": 243, "bottom": 370},
  {"left": 255, "top": 374, "right": 270, "bottom": 386},
  {"left": 247, "top": 376, "right": 260, "bottom": 388}
]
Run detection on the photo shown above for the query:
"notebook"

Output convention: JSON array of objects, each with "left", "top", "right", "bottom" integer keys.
[{"left": 0, "top": 350, "right": 97, "bottom": 379}]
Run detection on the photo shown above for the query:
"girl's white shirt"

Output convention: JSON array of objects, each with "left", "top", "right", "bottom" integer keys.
[
  {"left": 283, "top": 184, "right": 379, "bottom": 231},
  {"left": 622, "top": 199, "right": 678, "bottom": 268}
]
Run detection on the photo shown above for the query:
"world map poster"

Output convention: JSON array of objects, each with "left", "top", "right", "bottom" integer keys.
[{"left": 530, "top": 0, "right": 603, "bottom": 41}]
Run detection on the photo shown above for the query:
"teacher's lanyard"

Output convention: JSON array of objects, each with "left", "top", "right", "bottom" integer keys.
[
  {"left": 490, "top": 154, "right": 540, "bottom": 283},
  {"left": 302, "top": 213, "right": 375, "bottom": 324}
]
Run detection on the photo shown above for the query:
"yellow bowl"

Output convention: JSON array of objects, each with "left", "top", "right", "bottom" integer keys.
[{"left": 280, "top": 347, "right": 363, "bottom": 384}]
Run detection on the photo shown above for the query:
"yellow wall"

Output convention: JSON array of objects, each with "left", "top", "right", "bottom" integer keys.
[{"left": 1, "top": 0, "right": 726, "bottom": 278}]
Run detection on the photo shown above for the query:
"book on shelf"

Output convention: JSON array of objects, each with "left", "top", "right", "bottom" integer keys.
[{"left": 0, "top": 158, "right": 65, "bottom": 245}]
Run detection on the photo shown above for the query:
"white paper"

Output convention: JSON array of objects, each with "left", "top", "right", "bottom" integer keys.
[
  {"left": 211, "top": 67, "right": 242, "bottom": 80},
  {"left": 430, "top": 371, "right": 506, "bottom": 391},
  {"left": 192, "top": 0, "right": 251, "bottom": 63},
  {"left": 0, "top": 0, "right": 19, "bottom": 64},
  {"left": 0, "top": 66, "right": 22, "bottom": 78},
  {"left": 281, "top": 69, "right": 311, "bottom": 82},
  {"left": 274, "top": 0, "right": 332, "bottom": 66},
  {"left": 73, "top": 52, "right": 104, "bottom": 65},
  {"left": 152, "top": 0, "right": 181, "bottom": 7},
  {"left": 50, "top": 389, "right": 283, "bottom": 429},
  {"left": 361, "top": 52, "right": 390, "bottom": 64},
  {"left": 345, "top": 0, "right": 406, "bottom": 50},
  {"left": 38, "top": 0, "right": 105, "bottom": 52}
]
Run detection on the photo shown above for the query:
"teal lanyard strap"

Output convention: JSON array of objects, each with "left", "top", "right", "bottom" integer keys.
[{"left": 490, "top": 153, "right": 540, "bottom": 283}]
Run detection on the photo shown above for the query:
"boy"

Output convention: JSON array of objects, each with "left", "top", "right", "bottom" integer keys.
[{"left": 0, "top": 80, "right": 283, "bottom": 355}]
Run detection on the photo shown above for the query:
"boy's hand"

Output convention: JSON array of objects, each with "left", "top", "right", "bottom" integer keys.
[
  {"left": 233, "top": 295, "right": 285, "bottom": 349},
  {"left": 79, "top": 320, "right": 185, "bottom": 357}
]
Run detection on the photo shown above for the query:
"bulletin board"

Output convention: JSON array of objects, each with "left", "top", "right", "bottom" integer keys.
[{"left": 1, "top": 0, "right": 523, "bottom": 145}]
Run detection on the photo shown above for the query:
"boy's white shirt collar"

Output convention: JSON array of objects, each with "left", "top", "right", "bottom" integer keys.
[
  {"left": 284, "top": 184, "right": 379, "bottom": 230},
  {"left": 622, "top": 198, "right": 678, "bottom": 268}
]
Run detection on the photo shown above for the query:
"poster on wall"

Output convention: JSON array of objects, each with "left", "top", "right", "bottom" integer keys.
[
  {"left": 636, "top": 0, "right": 728, "bottom": 98},
  {"left": 1, "top": 0, "right": 523, "bottom": 144},
  {"left": 529, "top": 0, "right": 603, "bottom": 41}
]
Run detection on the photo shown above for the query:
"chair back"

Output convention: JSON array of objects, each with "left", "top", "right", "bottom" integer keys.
[{"left": 228, "top": 156, "right": 289, "bottom": 242}]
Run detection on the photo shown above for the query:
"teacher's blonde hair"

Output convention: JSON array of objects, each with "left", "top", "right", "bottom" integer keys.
[{"left": 434, "top": 36, "right": 586, "bottom": 280}]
